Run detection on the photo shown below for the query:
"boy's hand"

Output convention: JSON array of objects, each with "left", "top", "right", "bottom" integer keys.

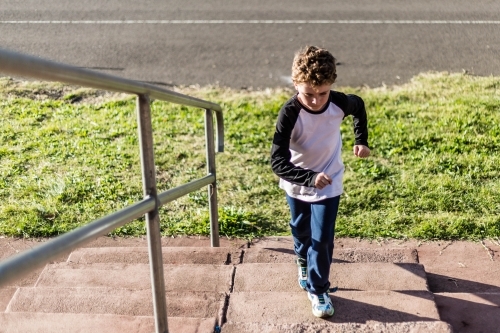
[
  {"left": 314, "top": 172, "right": 332, "bottom": 190},
  {"left": 353, "top": 145, "right": 370, "bottom": 158}
]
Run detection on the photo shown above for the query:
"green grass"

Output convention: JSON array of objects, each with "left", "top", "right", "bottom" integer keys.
[{"left": 1, "top": 72, "right": 499, "bottom": 241}]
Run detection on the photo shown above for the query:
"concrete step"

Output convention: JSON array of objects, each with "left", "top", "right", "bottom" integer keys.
[
  {"left": 68, "top": 246, "right": 242, "bottom": 265},
  {"left": 221, "top": 321, "right": 453, "bottom": 333},
  {"left": 8, "top": 288, "right": 226, "bottom": 319},
  {"left": 224, "top": 291, "right": 452, "bottom": 332},
  {"left": 233, "top": 263, "right": 428, "bottom": 292},
  {"left": 0, "top": 287, "right": 17, "bottom": 312},
  {"left": 227, "top": 290, "right": 442, "bottom": 321},
  {"left": 35, "top": 263, "right": 234, "bottom": 292},
  {"left": 0, "top": 312, "right": 216, "bottom": 333},
  {"left": 243, "top": 247, "right": 419, "bottom": 264}
]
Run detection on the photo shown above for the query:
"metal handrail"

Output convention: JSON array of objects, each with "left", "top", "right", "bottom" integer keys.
[
  {"left": 0, "top": 197, "right": 155, "bottom": 287},
  {"left": 0, "top": 47, "right": 224, "bottom": 333}
]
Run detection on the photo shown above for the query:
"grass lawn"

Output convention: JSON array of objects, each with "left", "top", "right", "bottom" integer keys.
[{"left": 0, "top": 72, "right": 499, "bottom": 241}]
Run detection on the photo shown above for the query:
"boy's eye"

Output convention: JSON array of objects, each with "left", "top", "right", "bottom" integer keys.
[{"left": 304, "top": 93, "right": 327, "bottom": 97}]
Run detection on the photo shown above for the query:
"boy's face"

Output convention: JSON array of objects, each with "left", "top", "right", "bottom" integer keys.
[{"left": 294, "top": 82, "right": 331, "bottom": 111}]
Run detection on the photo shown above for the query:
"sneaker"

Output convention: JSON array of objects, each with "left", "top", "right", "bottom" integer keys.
[
  {"left": 296, "top": 257, "right": 307, "bottom": 290},
  {"left": 308, "top": 291, "right": 335, "bottom": 318}
]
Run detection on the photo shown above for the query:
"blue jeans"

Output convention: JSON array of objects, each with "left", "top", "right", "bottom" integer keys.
[{"left": 286, "top": 194, "right": 340, "bottom": 295}]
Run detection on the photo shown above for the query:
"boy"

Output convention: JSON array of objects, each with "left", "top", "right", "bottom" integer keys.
[{"left": 270, "top": 46, "right": 370, "bottom": 318}]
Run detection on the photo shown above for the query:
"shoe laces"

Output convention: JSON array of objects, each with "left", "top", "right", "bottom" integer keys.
[
  {"left": 300, "top": 266, "right": 307, "bottom": 279},
  {"left": 317, "top": 293, "right": 327, "bottom": 304}
]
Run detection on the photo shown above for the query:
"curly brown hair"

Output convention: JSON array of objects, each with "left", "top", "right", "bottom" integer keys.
[{"left": 291, "top": 46, "right": 337, "bottom": 87}]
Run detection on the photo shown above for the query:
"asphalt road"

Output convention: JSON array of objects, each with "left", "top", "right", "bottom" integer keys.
[{"left": 1, "top": 0, "right": 499, "bottom": 89}]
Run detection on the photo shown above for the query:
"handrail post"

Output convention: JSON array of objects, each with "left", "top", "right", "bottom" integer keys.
[
  {"left": 215, "top": 110, "right": 225, "bottom": 153},
  {"left": 205, "top": 109, "right": 220, "bottom": 247},
  {"left": 137, "top": 94, "right": 169, "bottom": 333}
]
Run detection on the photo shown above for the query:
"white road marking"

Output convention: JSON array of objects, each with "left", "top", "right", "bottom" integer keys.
[{"left": 1, "top": 20, "right": 500, "bottom": 24}]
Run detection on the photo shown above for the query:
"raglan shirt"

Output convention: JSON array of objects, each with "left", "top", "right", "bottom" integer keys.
[{"left": 271, "top": 90, "right": 369, "bottom": 202}]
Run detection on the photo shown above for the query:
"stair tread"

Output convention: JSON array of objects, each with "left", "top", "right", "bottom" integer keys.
[
  {"left": 233, "top": 262, "right": 428, "bottom": 292},
  {"left": 36, "top": 263, "right": 234, "bottom": 292},
  {"left": 221, "top": 321, "right": 453, "bottom": 333},
  {"left": 8, "top": 287, "right": 226, "bottom": 319},
  {"left": 0, "top": 312, "right": 216, "bottom": 333},
  {"left": 243, "top": 247, "right": 419, "bottom": 264},
  {"left": 69, "top": 246, "right": 240, "bottom": 265},
  {"left": 226, "top": 291, "right": 442, "bottom": 324}
]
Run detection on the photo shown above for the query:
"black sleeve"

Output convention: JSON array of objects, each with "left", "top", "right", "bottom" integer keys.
[
  {"left": 270, "top": 101, "right": 318, "bottom": 187},
  {"left": 332, "top": 91, "right": 369, "bottom": 147}
]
